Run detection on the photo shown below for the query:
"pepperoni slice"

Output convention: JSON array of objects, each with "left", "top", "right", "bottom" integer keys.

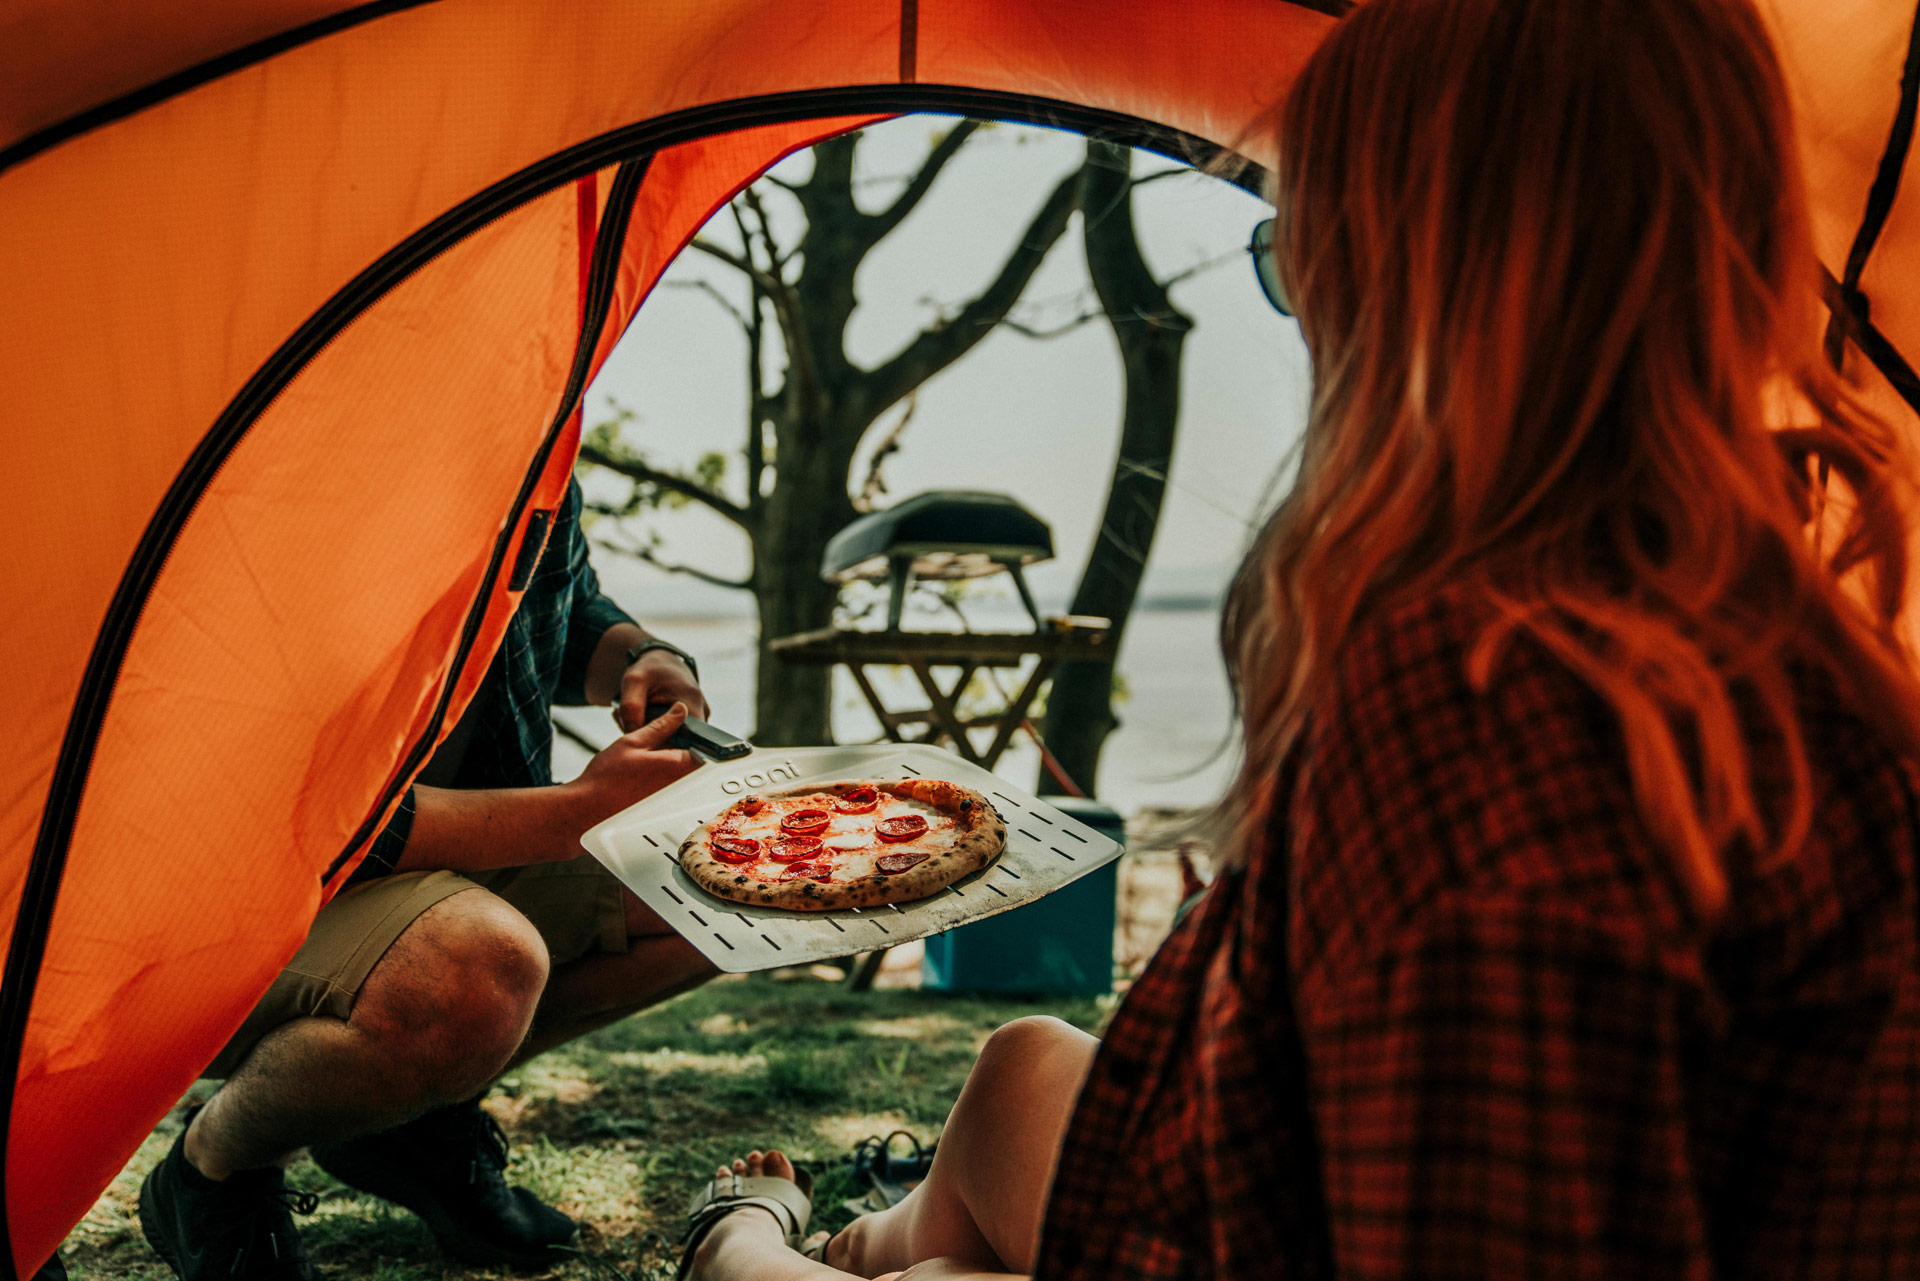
[
  {"left": 877, "top": 852, "right": 930, "bottom": 874},
  {"left": 712, "top": 835, "right": 761, "bottom": 864},
  {"left": 834, "top": 787, "right": 879, "bottom": 814},
  {"left": 781, "top": 808, "right": 831, "bottom": 835},
  {"left": 876, "top": 814, "right": 929, "bottom": 842},
  {"left": 780, "top": 861, "right": 833, "bottom": 881},
  {"left": 767, "top": 836, "right": 824, "bottom": 863}
]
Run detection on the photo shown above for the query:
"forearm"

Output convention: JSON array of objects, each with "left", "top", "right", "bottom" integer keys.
[
  {"left": 583, "top": 621, "right": 650, "bottom": 708},
  {"left": 386, "top": 782, "right": 590, "bottom": 874},
  {"left": 586, "top": 621, "right": 710, "bottom": 728},
  {"left": 389, "top": 706, "right": 699, "bottom": 874}
]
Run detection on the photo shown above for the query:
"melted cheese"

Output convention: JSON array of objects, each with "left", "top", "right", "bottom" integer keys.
[{"left": 713, "top": 790, "right": 954, "bottom": 883}]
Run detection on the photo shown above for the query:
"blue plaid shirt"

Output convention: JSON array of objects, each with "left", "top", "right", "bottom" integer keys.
[{"left": 350, "top": 480, "right": 633, "bottom": 883}]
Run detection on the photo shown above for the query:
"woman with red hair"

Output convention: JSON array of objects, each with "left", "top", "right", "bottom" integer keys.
[{"left": 682, "top": 0, "right": 1920, "bottom": 1275}]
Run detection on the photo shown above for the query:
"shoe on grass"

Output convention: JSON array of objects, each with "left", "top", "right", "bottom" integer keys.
[
  {"left": 844, "top": 1130, "right": 935, "bottom": 1213},
  {"left": 308, "top": 1099, "right": 576, "bottom": 1271},
  {"left": 139, "top": 1116, "right": 318, "bottom": 1281}
]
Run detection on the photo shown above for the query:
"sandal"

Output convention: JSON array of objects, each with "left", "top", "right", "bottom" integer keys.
[
  {"left": 678, "top": 1166, "right": 820, "bottom": 1279},
  {"left": 844, "top": 1130, "right": 936, "bottom": 1215}
]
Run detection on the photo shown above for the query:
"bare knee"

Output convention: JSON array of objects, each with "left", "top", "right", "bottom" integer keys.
[
  {"left": 972, "top": 1016, "right": 1095, "bottom": 1091},
  {"left": 971, "top": 1016, "right": 1098, "bottom": 1099},
  {"left": 352, "top": 889, "right": 550, "bottom": 1095}
]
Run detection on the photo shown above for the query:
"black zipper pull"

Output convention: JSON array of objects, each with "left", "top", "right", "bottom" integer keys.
[{"left": 508, "top": 508, "right": 555, "bottom": 591}]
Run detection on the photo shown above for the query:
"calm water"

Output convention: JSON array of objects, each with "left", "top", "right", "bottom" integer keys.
[{"left": 551, "top": 608, "right": 1240, "bottom": 815}]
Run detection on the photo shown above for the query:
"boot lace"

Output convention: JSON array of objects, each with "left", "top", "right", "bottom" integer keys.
[
  {"left": 467, "top": 1108, "right": 512, "bottom": 1187},
  {"left": 207, "top": 1177, "right": 317, "bottom": 1276}
]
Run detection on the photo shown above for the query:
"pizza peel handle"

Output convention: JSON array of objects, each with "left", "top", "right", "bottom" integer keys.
[
  {"left": 578, "top": 744, "right": 1124, "bottom": 974},
  {"left": 661, "top": 713, "right": 752, "bottom": 761}
]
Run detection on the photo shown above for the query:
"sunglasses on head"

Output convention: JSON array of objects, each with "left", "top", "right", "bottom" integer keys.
[{"left": 1249, "top": 217, "right": 1293, "bottom": 317}]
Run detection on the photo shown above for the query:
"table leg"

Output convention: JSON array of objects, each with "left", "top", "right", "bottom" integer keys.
[
  {"left": 846, "top": 949, "right": 890, "bottom": 990},
  {"left": 908, "top": 659, "right": 984, "bottom": 764}
]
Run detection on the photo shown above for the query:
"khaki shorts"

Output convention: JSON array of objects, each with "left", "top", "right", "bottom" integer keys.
[{"left": 205, "top": 856, "right": 629, "bottom": 1079}]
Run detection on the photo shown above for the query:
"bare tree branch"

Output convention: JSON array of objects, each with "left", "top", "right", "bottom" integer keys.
[
  {"left": 1128, "top": 167, "right": 1197, "bottom": 192},
  {"left": 578, "top": 441, "right": 755, "bottom": 530},
  {"left": 866, "top": 119, "right": 983, "bottom": 242},
  {"left": 990, "top": 246, "right": 1237, "bottom": 340},
  {"left": 689, "top": 237, "right": 775, "bottom": 287},
  {"left": 727, "top": 200, "right": 791, "bottom": 387},
  {"left": 721, "top": 195, "right": 817, "bottom": 398},
  {"left": 1159, "top": 247, "right": 1242, "bottom": 291},
  {"left": 856, "top": 393, "right": 918, "bottom": 512},
  {"left": 608, "top": 542, "right": 755, "bottom": 591},
  {"left": 997, "top": 310, "right": 1107, "bottom": 340},
  {"left": 744, "top": 279, "right": 770, "bottom": 523},
  {"left": 740, "top": 186, "right": 793, "bottom": 273},
  {"left": 728, "top": 200, "right": 764, "bottom": 274},
  {"left": 662, "top": 278, "right": 750, "bottom": 333},
  {"left": 859, "top": 166, "right": 1082, "bottom": 417}
]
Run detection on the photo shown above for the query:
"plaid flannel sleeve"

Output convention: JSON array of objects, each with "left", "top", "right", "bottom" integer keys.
[
  {"left": 555, "top": 483, "right": 636, "bottom": 707},
  {"left": 343, "top": 786, "right": 416, "bottom": 886},
  {"left": 1293, "top": 597, "right": 1718, "bottom": 1279}
]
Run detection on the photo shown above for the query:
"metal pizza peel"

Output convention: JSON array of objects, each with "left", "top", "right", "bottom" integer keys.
[{"left": 578, "top": 741, "right": 1124, "bottom": 974}]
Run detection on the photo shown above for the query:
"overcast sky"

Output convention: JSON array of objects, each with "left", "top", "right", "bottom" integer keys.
[{"left": 579, "top": 114, "right": 1313, "bottom": 617}]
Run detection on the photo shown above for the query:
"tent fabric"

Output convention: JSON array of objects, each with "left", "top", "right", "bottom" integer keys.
[{"left": 1, "top": 1, "right": 1914, "bottom": 1276}]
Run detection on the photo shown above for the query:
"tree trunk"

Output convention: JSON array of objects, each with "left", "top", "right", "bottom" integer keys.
[
  {"left": 752, "top": 409, "right": 858, "bottom": 745},
  {"left": 1039, "top": 141, "right": 1192, "bottom": 797},
  {"left": 585, "top": 125, "right": 1083, "bottom": 747}
]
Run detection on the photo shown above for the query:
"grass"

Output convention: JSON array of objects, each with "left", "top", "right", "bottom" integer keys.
[{"left": 59, "top": 974, "right": 1110, "bottom": 1280}]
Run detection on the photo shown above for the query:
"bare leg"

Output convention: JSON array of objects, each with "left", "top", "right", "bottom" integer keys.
[
  {"left": 834, "top": 1017, "right": 1096, "bottom": 1275},
  {"left": 185, "top": 889, "right": 549, "bottom": 1179},
  {"left": 504, "top": 886, "right": 716, "bottom": 1068},
  {"left": 687, "top": 1016, "right": 1097, "bottom": 1281}
]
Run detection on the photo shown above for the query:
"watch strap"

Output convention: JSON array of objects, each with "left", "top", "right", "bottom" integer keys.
[{"left": 623, "top": 638, "right": 700, "bottom": 682}]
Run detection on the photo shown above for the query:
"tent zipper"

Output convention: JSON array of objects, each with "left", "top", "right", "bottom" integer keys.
[{"left": 323, "top": 154, "right": 651, "bottom": 883}]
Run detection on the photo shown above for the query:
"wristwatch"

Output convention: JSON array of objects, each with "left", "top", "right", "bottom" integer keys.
[{"left": 623, "top": 637, "right": 700, "bottom": 683}]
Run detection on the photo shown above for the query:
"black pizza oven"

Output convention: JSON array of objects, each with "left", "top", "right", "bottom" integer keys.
[{"left": 822, "top": 490, "right": 1054, "bottom": 630}]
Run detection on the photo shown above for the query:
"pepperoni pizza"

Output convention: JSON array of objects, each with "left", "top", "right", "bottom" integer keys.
[{"left": 677, "top": 778, "right": 1006, "bottom": 911}]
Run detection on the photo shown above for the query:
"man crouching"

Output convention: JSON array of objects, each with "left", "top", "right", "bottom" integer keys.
[{"left": 139, "top": 480, "right": 718, "bottom": 1279}]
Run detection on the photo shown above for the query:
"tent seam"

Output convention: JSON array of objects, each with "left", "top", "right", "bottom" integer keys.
[{"left": 0, "top": 0, "right": 447, "bottom": 179}]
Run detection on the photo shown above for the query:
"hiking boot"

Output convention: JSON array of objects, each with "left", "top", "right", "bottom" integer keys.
[
  {"left": 139, "top": 1118, "right": 318, "bottom": 1281},
  {"left": 309, "top": 1100, "right": 575, "bottom": 1270}
]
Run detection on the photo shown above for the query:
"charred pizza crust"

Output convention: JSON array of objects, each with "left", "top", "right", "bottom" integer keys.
[{"left": 677, "top": 778, "right": 1006, "bottom": 911}]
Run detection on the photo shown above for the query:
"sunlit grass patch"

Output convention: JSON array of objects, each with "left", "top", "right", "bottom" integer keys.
[
  {"left": 511, "top": 1059, "right": 602, "bottom": 1105},
  {"left": 514, "top": 1139, "right": 656, "bottom": 1233},
  {"left": 696, "top": 1012, "right": 750, "bottom": 1036},
  {"left": 810, "top": 1110, "right": 922, "bottom": 1152},
  {"left": 602, "top": 1048, "right": 768, "bottom": 1076},
  {"left": 856, "top": 1014, "right": 966, "bottom": 1040}
]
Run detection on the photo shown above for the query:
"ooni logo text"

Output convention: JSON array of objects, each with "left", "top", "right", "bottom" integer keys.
[{"left": 717, "top": 760, "right": 802, "bottom": 795}]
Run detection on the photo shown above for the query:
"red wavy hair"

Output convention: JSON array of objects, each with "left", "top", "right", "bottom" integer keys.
[{"left": 1222, "top": 0, "right": 1920, "bottom": 909}]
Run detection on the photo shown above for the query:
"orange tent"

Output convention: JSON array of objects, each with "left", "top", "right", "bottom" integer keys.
[{"left": 0, "top": 1, "right": 1914, "bottom": 1275}]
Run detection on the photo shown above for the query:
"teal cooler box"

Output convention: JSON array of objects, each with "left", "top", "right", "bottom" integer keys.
[{"left": 922, "top": 797, "right": 1123, "bottom": 995}]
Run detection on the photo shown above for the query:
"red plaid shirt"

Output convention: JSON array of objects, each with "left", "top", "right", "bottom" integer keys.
[{"left": 1036, "top": 590, "right": 1920, "bottom": 1280}]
